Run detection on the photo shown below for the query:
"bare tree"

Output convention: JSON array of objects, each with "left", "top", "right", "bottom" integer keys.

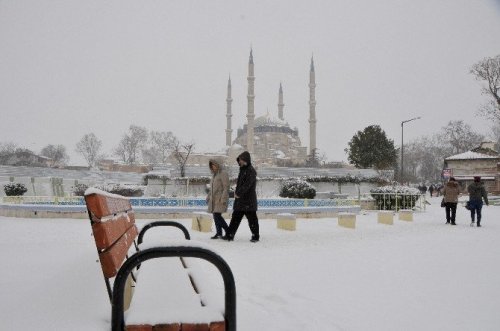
[
  {"left": 171, "top": 138, "right": 195, "bottom": 177},
  {"left": 75, "top": 133, "right": 103, "bottom": 168},
  {"left": 489, "top": 123, "right": 500, "bottom": 151},
  {"left": 439, "top": 120, "right": 484, "bottom": 155},
  {"left": 40, "top": 144, "right": 69, "bottom": 167},
  {"left": 470, "top": 55, "right": 500, "bottom": 121},
  {"left": 114, "top": 125, "right": 148, "bottom": 165},
  {"left": 142, "top": 131, "right": 176, "bottom": 165}
]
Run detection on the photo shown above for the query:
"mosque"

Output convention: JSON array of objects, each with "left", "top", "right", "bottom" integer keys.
[{"left": 225, "top": 50, "right": 317, "bottom": 166}]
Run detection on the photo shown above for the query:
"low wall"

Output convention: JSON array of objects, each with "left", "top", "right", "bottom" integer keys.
[{"left": 0, "top": 203, "right": 361, "bottom": 219}]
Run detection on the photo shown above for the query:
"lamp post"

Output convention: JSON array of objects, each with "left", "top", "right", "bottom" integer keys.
[{"left": 401, "top": 117, "right": 421, "bottom": 183}]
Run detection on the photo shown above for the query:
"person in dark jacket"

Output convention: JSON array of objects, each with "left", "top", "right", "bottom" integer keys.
[
  {"left": 442, "top": 177, "right": 460, "bottom": 225},
  {"left": 467, "top": 176, "right": 489, "bottom": 227},
  {"left": 207, "top": 158, "right": 230, "bottom": 239},
  {"left": 223, "top": 151, "right": 260, "bottom": 242}
]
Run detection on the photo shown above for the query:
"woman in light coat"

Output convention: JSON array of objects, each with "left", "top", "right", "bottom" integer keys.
[
  {"left": 442, "top": 177, "right": 460, "bottom": 225},
  {"left": 207, "top": 159, "right": 230, "bottom": 239}
]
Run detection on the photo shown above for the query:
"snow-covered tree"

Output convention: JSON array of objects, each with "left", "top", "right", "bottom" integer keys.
[
  {"left": 171, "top": 138, "right": 195, "bottom": 177},
  {"left": 75, "top": 133, "right": 103, "bottom": 168},
  {"left": 142, "top": 131, "right": 176, "bottom": 165},
  {"left": 114, "top": 125, "right": 148, "bottom": 165},
  {"left": 438, "top": 120, "right": 484, "bottom": 155},
  {"left": 40, "top": 144, "right": 69, "bottom": 167},
  {"left": 470, "top": 54, "right": 500, "bottom": 121}
]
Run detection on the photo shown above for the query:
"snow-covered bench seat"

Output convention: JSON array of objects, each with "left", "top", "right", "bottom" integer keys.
[{"left": 84, "top": 189, "right": 236, "bottom": 331}]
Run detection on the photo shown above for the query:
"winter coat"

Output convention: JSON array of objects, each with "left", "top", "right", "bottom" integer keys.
[
  {"left": 467, "top": 182, "right": 489, "bottom": 205},
  {"left": 233, "top": 151, "right": 258, "bottom": 212},
  {"left": 207, "top": 159, "right": 230, "bottom": 214},
  {"left": 443, "top": 181, "right": 460, "bottom": 203}
]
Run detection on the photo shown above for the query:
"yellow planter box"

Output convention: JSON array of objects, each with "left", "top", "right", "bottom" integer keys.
[
  {"left": 377, "top": 211, "right": 394, "bottom": 225},
  {"left": 338, "top": 213, "right": 356, "bottom": 229},
  {"left": 277, "top": 213, "right": 296, "bottom": 231},
  {"left": 191, "top": 212, "right": 212, "bottom": 232},
  {"left": 398, "top": 209, "right": 413, "bottom": 222}
]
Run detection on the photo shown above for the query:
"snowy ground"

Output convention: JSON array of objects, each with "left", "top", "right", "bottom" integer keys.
[{"left": 1, "top": 197, "right": 499, "bottom": 330}]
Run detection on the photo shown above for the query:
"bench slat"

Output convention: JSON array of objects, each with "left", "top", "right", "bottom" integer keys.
[
  {"left": 99, "top": 225, "right": 138, "bottom": 278},
  {"left": 92, "top": 212, "right": 136, "bottom": 251},
  {"left": 85, "top": 193, "right": 132, "bottom": 219}
]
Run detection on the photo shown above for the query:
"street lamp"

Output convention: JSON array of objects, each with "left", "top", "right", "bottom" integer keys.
[{"left": 401, "top": 117, "right": 421, "bottom": 183}]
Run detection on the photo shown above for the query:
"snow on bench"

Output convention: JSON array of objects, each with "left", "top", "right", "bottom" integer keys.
[{"left": 84, "top": 188, "right": 236, "bottom": 331}]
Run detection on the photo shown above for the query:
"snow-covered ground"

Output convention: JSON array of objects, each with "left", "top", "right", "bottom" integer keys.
[{"left": 1, "top": 197, "right": 499, "bottom": 330}]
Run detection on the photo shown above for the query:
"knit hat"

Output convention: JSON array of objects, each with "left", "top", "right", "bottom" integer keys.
[{"left": 473, "top": 176, "right": 481, "bottom": 182}]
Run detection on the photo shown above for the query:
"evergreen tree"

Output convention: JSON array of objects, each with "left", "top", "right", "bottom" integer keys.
[{"left": 345, "top": 125, "right": 397, "bottom": 169}]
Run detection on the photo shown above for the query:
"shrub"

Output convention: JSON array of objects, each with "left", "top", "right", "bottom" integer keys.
[
  {"left": 370, "top": 185, "right": 421, "bottom": 210},
  {"left": 72, "top": 183, "right": 88, "bottom": 196},
  {"left": 279, "top": 179, "right": 316, "bottom": 199},
  {"left": 4, "top": 183, "right": 28, "bottom": 196}
]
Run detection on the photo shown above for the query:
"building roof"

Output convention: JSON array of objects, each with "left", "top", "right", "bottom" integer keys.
[{"left": 445, "top": 151, "right": 500, "bottom": 161}]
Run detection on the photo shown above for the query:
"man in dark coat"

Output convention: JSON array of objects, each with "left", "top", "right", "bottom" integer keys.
[
  {"left": 467, "top": 176, "right": 489, "bottom": 227},
  {"left": 224, "top": 151, "right": 260, "bottom": 242}
]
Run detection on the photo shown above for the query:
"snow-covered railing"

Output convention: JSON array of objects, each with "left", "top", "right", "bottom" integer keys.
[
  {"left": 1, "top": 196, "right": 356, "bottom": 208},
  {"left": 365, "top": 193, "right": 427, "bottom": 211}
]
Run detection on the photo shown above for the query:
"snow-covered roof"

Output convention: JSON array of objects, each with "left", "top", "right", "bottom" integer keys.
[{"left": 445, "top": 151, "right": 499, "bottom": 161}]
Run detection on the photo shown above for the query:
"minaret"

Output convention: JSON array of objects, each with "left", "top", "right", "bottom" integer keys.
[
  {"left": 308, "top": 56, "right": 317, "bottom": 158},
  {"left": 225, "top": 75, "right": 233, "bottom": 146},
  {"left": 246, "top": 49, "right": 255, "bottom": 153},
  {"left": 278, "top": 82, "right": 284, "bottom": 120}
]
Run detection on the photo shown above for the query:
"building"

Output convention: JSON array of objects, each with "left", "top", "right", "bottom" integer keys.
[
  {"left": 443, "top": 142, "right": 500, "bottom": 194},
  {"left": 225, "top": 50, "right": 315, "bottom": 166}
]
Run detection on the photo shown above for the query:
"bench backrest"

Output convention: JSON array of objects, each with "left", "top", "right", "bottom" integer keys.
[{"left": 85, "top": 192, "right": 138, "bottom": 279}]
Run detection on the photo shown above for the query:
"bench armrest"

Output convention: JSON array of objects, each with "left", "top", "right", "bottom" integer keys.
[
  {"left": 111, "top": 246, "right": 236, "bottom": 331},
  {"left": 138, "top": 221, "right": 191, "bottom": 245}
]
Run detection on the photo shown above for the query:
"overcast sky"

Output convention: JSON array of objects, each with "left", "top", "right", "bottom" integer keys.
[{"left": 1, "top": 0, "right": 500, "bottom": 165}]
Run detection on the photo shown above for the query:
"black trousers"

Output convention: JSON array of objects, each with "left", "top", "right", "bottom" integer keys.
[
  {"left": 212, "top": 213, "right": 229, "bottom": 235},
  {"left": 227, "top": 210, "right": 259, "bottom": 238},
  {"left": 445, "top": 202, "right": 457, "bottom": 223}
]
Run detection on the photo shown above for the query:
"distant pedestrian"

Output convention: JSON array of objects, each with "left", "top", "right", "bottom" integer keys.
[
  {"left": 429, "top": 185, "right": 434, "bottom": 197},
  {"left": 467, "top": 176, "right": 489, "bottom": 227},
  {"left": 224, "top": 151, "right": 260, "bottom": 242},
  {"left": 207, "top": 158, "right": 230, "bottom": 239},
  {"left": 442, "top": 177, "right": 460, "bottom": 225}
]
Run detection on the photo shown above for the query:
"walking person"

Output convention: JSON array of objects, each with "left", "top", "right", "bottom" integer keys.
[
  {"left": 223, "top": 151, "right": 260, "bottom": 242},
  {"left": 207, "top": 159, "right": 230, "bottom": 239},
  {"left": 429, "top": 185, "right": 434, "bottom": 197},
  {"left": 442, "top": 177, "right": 460, "bottom": 225},
  {"left": 467, "top": 176, "right": 489, "bottom": 227}
]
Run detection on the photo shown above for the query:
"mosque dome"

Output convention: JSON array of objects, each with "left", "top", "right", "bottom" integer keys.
[{"left": 254, "top": 112, "right": 289, "bottom": 128}]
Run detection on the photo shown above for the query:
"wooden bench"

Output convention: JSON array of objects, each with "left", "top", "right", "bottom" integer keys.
[{"left": 84, "top": 188, "right": 236, "bottom": 331}]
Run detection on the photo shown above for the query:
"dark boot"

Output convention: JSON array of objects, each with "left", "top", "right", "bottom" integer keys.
[
  {"left": 211, "top": 234, "right": 222, "bottom": 239},
  {"left": 451, "top": 221, "right": 456, "bottom": 225},
  {"left": 222, "top": 233, "right": 234, "bottom": 241},
  {"left": 477, "top": 220, "right": 481, "bottom": 227},
  {"left": 250, "top": 235, "right": 259, "bottom": 243}
]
